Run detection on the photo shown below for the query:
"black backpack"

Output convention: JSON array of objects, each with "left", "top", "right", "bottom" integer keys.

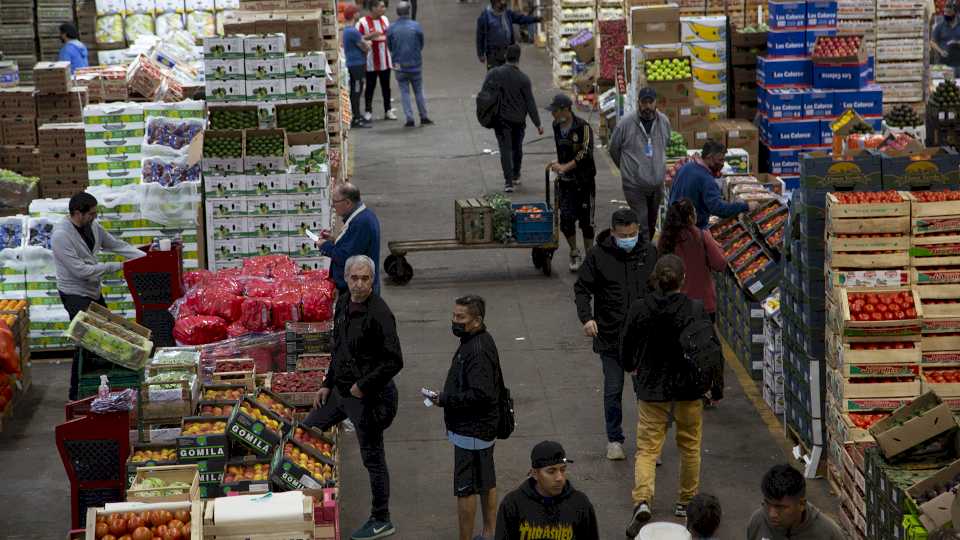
[
  {"left": 495, "top": 364, "right": 515, "bottom": 439},
  {"left": 677, "top": 301, "right": 724, "bottom": 396},
  {"left": 476, "top": 68, "right": 501, "bottom": 129}
]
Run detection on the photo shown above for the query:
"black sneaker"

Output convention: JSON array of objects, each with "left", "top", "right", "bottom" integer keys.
[
  {"left": 513, "top": 174, "right": 522, "bottom": 186},
  {"left": 625, "top": 502, "right": 652, "bottom": 538},
  {"left": 353, "top": 120, "right": 373, "bottom": 129},
  {"left": 351, "top": 518, "right": 396, "bottom": 540},
  {"left": 674, "top": 503, "right": 687, "bottom": 518},
  {"left": 504, "top": 185, "right": 514, "bottom": 193},
  {"left": 420, "top": 117, "right": 434, "bottom": 125},
  {"left": 404, "top": 120, "right": 415, "bottom": 127}
]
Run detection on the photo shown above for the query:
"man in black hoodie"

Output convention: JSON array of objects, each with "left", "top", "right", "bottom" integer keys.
[
  {"left": 573, "top": 208, "right": 657, "bottom": 461},
  {"left": 306, "top": 255, "right": 403, "bottom": 540},
  {"left": 428, "top": 295, "right": 503, "bottom": 540},
  {"left": 495, "top": 441, "right": 599, "bottom": 540}
]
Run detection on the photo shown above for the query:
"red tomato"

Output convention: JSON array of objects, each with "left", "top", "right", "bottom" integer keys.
[
  {"left": 865, "top": 303, "right": 876, "bottom": 312},
  {"left": 906, "top": 308, "right": 917, "bottom": 318}
]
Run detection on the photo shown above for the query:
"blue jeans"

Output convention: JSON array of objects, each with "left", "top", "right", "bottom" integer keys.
[
  {"left": 601, "top": 352, "right": 641, "bottom": 443},
  {"left": 395, "top": 70, "right": 427, "bottom": 122}
]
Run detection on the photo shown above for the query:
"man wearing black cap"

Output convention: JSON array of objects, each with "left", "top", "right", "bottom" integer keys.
[
  {"left": 608, "top": 86, "right": 672, "bottom": 241},
  {"left": 547, "top": 93, "right": 597, "bottom": 273},
  {"left": 494, "top": 441, "right": 600, "bottom": 540}
]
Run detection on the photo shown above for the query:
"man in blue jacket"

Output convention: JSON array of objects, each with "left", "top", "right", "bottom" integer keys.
[
  {"left": 668, "top": 140, "right": 757, "bottom": 229},
  {"left": 58, "top": 23, "right": 89, "bottom": 73},
  {"left": 387, "top": 2, "right": 433, "bottom": 127},
  {"left": 476, "top": 0, "right": 541, "bottom": 69},
  {"left": 316, "top": 182, "right": 382, "bottom": 295}
]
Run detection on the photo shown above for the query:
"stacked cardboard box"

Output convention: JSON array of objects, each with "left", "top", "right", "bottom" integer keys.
[
  {"left": 0, "top": 0, "right": 38, "bottom": 82},
  {"left": 37, "top": 0, "right": 77, "bottom": 61},
  {"left": 0, "top": 86, "right": 38, "bottom": 178},
  {"left": 550, "top": 0, "right": 593, "bottom": 90},
  {"left": 730, "top": 29, "right": 766, "bottom": 121},
  {"left": 83, "top": 101, "right": 145, "bottom": 188},
  {"left": 37, "top": 123, "right": 87, "bottom": 198},
  {"left": 681, "top": 16, "right": 727, "bottom": 120},
  {"left": 763, "top": 294, "right": 785, "bottom": 414},
  {"left": 874, "top": 0, "right": 925, "bottom": 106},
  {"left": 34, "top": 61, "right": 88, "bottom": 126}
]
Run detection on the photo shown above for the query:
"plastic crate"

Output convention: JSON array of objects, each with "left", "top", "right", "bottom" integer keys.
[{"left": 511, "top": 203, "right": 553, "bottom": 244}]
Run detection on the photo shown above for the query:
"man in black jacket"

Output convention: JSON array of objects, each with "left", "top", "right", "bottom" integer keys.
[
  {"left": 306, "top": 255, "right": 403, "bottom": 540},
  {"left": 482, "top": 44, "right": 543, "bottom": 193},
  {"left": 428, "top": 295, "right": 502, "bottom": 540},
  {"left": 494, "top": 441, "right": 599, "bottom": 540},
  {"left": 547, "top": 93, "right": 596, "bottom": 273},
  {"left": 573, "top": 208, "right": 657, "bottom": 461}
]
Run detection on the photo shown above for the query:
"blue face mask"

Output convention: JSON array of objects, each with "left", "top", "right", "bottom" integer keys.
[{"left": 615, "top": 235, "right": 639, "bottom": 251}]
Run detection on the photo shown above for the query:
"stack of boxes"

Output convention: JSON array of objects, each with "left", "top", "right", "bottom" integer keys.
[
  {"left": 625, "top": 2, "right": 682, "bottom": 109},
  {"left": 874, "top": 0, "right": 925, "bottom": 107},
  {"left": 37, "top": 123, "right": 87, "bottom": 198},
  {"left": 763, "top": 294, "right": 785, "bottom": 414},
  {"left": 35, "top": 61, "right": 88, "bottom": 125},
  {"left": 550, "top": 0, "right": 593, "bottom": 89},
  {"left": 37, "top": 0, "right": 76, "bottom": 61},
  {"left": 0, "top": 0, "right": 38, "bottom": 81},
  {"left": 681, "top": 15, "right": 728, "bottom": 120},
  {"left": 83, "top": 101, "right": 145, "bottom": 188},
  {"left": 757, "top": 0, "right": 886, "bottom": 189},
  {"left": 0, "top": 86, "right": 38, "bottom": 178},
  {"left": 730, "top": 29, "right": 767, "bottom": 121}
]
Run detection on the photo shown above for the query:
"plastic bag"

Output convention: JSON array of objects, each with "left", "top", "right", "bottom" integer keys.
[
  {"left": 275, "top": 277, "right": 304, "bottom": 296},
  {"left": 198, "top": 291, "right": 243, "bottom": 322},
  {"left": 183, "top": 269, "right": 212, "bottom": 289},
  {"left": 91, "top": 388, "right": 137, "bottom": 413},
  {"left": 243, "top": 277, "right": 276, "bottom": 298},
  {"left": 198, "top": 331, "right": 284, "bottom": 379},
  {"left": 156, "top": 12, "right": 185, "bottom": 37},
  {"left": 174, "top": 315, "right": 228, "bottom": 345},
  {"left": 142, "top": 157, "right": 202, "bottom": 187},
  {"left": 271, "top": 293, "right": 301, "bottom": 330},
  {"left": 96, "top": 14, "right": 125, "bottom": 44},
  {"left": 0, "top": 217, "right": 25, "bottom": 250},
  {"left": 227, "top": 320, "right": 250, "bottom": 338},
  {"left": 144, "top": 116, "right": 205, "bottom": 156},
  {"left": 302, "top": 288, "right": 334, "bottom": 322},
  {"left": 242, "top": 255, "right": 299, "bottom": 279},
  {"left": 241, "top": 297, "right": 272, "bottom": 331}
]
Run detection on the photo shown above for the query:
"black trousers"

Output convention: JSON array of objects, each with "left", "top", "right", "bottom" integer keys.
[
  {"left": 59, "top": 291, "right": 106, "bottom": 401},
  {"left": 349, "top": 65, "right": 366, "bottom": 122},
  {"left": 411, "top": 0, "right": 417, "bottom": 19},
  {"left": 494, "top": 120, "right": 525, "bottom": 186},
  {"left": 485, "top": 48, "right": 506, "bottom": 70},
  {"left": 365, "top": 70, "right": 392, "bottom": 115},
  {"left": 304, "top": 382, "right": 399, "bottom": 521}
]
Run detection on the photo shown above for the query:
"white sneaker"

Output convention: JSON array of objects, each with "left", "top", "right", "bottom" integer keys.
[
  {"left": 385, "top": 109, "right": 398, "bottom": 120},
  {"left": 363, "top": 112, "right": 373, "bottom": 122},
  {"left": 568, "top": 250, "right": 582, "bottom": 272},
  {"left": 606, "top": 441, "right": 626, "bottom": 460}
]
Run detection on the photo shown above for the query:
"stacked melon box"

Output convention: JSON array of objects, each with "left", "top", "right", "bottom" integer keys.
[
  {"left": 823, "top": 190, "right": 918, "bottom": 540},
  {"left": 680, "top": 16, "right": 727, "bottom": 121}
]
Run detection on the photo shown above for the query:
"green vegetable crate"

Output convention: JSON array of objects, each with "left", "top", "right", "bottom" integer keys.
[
  {"left": 208, "top": 105, "right": 259, "bottom": 131},
  {"left": 66, "top": 303, "right": 153, "bottom": 371},
  {"left": 202, "top": 129, "right": 245, "bottom": 175},
  {"left": 276, "top": 102, "right": 325, "bottom": 134},
  {"left": 243, "top": 128, "right": 288, "bottom": 174},
  {"left": 127, "top": 463, "right": 200, "bottom": 503}
]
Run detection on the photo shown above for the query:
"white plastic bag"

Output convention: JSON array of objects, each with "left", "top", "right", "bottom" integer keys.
[{"left": 140, "top": 181, "right": 200, "bottom": 226}]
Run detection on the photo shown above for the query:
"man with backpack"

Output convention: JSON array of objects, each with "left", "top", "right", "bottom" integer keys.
[
  {"left": 476, "top": 0, "right": 541, "bottom": 69},
  {"left": 477, "top": 44, "right": 543, "bottom": 193},
  {"left": 427, "top": 295, "right": 505, "bottom": 540},
  {"left": 619, "top": 254, "right": 724, "bottom": 538},
  {"left": 573, "top": 208, "right": 657, "bottom": 461}
]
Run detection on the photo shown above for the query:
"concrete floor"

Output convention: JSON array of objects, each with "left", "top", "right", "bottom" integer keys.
[{"left": 0, "top": 1, "right": 838, "bottom": 538}]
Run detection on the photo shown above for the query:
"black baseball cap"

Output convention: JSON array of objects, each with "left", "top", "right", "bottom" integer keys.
[
  {"left": 531, "top": 440, "right": 574, "bottom": 468},
  {"left": 639, "top": 87, "right": 657, "bottom": 101},
  {"left": 545, "top": 93, "right": 573, "bottom": 112}
]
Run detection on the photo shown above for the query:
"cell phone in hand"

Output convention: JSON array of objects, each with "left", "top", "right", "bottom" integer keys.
[{"left": 305, "top": 229, "right": 320, "bottom": 242}]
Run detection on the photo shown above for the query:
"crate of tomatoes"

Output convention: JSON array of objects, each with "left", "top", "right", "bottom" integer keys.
[
  {"left": 839, "top": 341, "right": 921, "bottom": 366},
  {"left": 734, "top": 249, "right": 779, "bottom": 301},
  {"left": 838, "top": 287, "right": 923, "bottom": 337},
  {"left": 826, "top": 191, "right": 911, "bottom": 229},
  {"left": 905, "top": 190, "right": 960, "bottom": 218},
  {"left": 828, "top": 364, "right": 921, "bottom": 400}
]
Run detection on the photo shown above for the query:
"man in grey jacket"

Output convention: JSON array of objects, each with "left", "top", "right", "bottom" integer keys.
[
  {"left": 608, "top": 87, "right": 671, "bottom": 240},
  {"left": 746, "top": 464, "right": 845, "bottom": 540},
  {"left": 52, "top": 192, "right": 145, "bottom": 399}
]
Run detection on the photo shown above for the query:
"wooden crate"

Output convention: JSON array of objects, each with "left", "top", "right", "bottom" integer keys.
[
  {"left": 455, "top": 198, "right": 494, "bottom": 244},
  {"left": 85, "top": 501, "right": 202, "bottom": 540},
  {"left": 127, "top": 464, "right": 200, "bottom": 503},
  {"left": 140, "top": 375, "right": 199, "bottom": 421},
  {"left": 202, "top": 494, "right": 315, "bottom": 539},
  {"left": 212, "top": 358, "right": 256, "bottom": 392}
]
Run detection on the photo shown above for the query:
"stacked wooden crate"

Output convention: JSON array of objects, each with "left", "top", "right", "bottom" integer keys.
[{"left": 0, "top": 0, "right": 38, "bottom": 82}]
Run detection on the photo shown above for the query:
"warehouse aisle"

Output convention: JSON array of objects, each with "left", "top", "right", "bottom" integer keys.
[{"left": 340, "top": 2, "right": 836, "bottom": 539}]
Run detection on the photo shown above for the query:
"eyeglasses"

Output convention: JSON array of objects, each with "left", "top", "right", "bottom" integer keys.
[{"left": 332, "top": 198, "right": 347, "bottom": 204}]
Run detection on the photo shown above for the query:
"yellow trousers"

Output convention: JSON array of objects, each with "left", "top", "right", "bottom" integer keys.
[{"left": 632, "top": 399, "right": 703, "bottom": 506}]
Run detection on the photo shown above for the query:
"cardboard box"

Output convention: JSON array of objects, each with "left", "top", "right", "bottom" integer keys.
[
  {"left": 806, "top": 0, "right": 838, "bottom": 26},
  {"left": 246, "top": 79, "right": 286, "bottom": 102},
  {"left": 805, "top": 27, "right": 837, "bottom": 54},
  {"left": 128, "top": 464, "right": 200, "bottom": 503},
  {"left": 680, "top": 16, "right": 726, "bottom": 42},
  {"left": 869, "top": 391, "right": 959, "bottom": 460},
  {"left": 650, "top": 80, "right": 694, "bottom": 107},
  {"left": 682, "top": 41, "right": 726, "bottom": 64},
  {"left": 285, "top": 77, "right": 326, "bottom": 102},
  {"left": 690, "top": 60, "right": 726, "bottom": 85},
  {"left": 723, "top": 119, "right": 760, "bottom": 156},
  {"left": 766, "top": 28, "right": 808, "bottom": 57},
  {"left": 799, "top": 150, "right": 883, "bottom": 191},
  {"left": 227, "top": 396, "right": 288, "bottom": 457},
  {"left": 767, "top": 145, "right": 804, "bottom": 175},
  {"left": 32, "top": 61, "right": 71, "bottom": 94},
  {"left": 803, "top": 89, "right": 835, "bottom": 118},
  {"left": 243, "top": 34, "right": 287, "bottom": 59},
  {"left": 244, "top": 57, "right": 286, "bottom": 80},
  {"left": 630, "top": 4, "right": 680, "bottom": 46},
  {"left": 0, "top": 87, "right": 35, "bottom": 117},
  {"left": 254, "top": 13, "right": 288, "bottom": 35},
  {"left": 220, "top": 11, "right": 257, "bottom": 35},
  {"left": 764, "top": 87, "right": 805, "bottom": 119},
  {"left": 284, "top": 52, "right": 326, "bottom": 78},
  {"left": 0, "top": 116, "right": 36, "bottom": 146},
  {"left": 768, "top": 0, "right": 807, "bottom": 29},
  {"left": 757, "top": 56, "right": 812, "bottom": 87},
  {"left": 880, "top": 147, "right": 960, "bottom": 191},
  {"left": 676, "top": 104, "right": 709, "bottom": 131},
  {"left": 221, "top": 456, "right": 272, "bottom": 495},
  {"left": 286, "top": 12, "right": 323, "bottom": 52},
  {"left": 205, "top": 79, "right": 246, "bottom": 103},
  {"left": 832, "top": 85, "right": 883, "bottom": 116},
  {"left": 813, "top": 61, "right": 871, "bottom": 90},
  {"left": 764, "top": 118, "right": 821, "bottom": 146},
  {"left": 35, "top": 88, "right": 87, "bottom": 123},
  {"left": 177, "top": 416, "right": 230, "bottom": 462},
  {"left": 205, "top": 58, "right": 245, "bottom": 81}
]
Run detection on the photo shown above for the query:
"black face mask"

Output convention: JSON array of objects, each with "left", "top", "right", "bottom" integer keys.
[{"left": 452, "top": 322, "right": 470, "bottom": 338}]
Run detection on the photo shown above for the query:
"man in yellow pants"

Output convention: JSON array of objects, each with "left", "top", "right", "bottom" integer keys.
[{"left": 619, "top": 254, "right": 719, "bottom": 537}]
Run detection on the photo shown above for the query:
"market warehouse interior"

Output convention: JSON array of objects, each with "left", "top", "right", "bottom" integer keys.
[{"left": 0, "top": 0, "right": 959, "bottom": 538}]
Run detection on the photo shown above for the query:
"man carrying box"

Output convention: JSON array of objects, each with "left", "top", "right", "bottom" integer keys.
[
  {"left": 608, "top": 87, "right": 672, "bottom": 241},
  {"left": 52, "top": 192, "right": 145, "bottom": 400}
]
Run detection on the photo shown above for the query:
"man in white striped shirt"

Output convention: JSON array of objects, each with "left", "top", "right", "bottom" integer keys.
[{"left": 357, "top": 1, "right": 398, "bottom": 122}]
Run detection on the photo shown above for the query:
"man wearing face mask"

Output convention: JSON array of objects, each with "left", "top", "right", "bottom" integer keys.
[
  {"left": 609, "top": 87, "right": 672, "bottom": 241},
  {"left": 933, "top": 0, "right": 960, "bottom": 76},
  {"left": 574, "top": 209, "right": 658, "bottom": 461},
  {"left": 669, "top": 139, "right": 756, "bottom": 229},
  {"left": 476, "top": 0, "right": 541, "bottom": 69},
  {"left": 306, "top": 254, "right": 402, "bottom": 540},
  {"left": 315, "top": 182, "right": 382, "bottom": 296},
  {"left": 428, "top": 295, "right": 504, "bottom": 540}
]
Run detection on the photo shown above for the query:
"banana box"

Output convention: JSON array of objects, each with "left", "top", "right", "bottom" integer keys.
[
  {"left": 708, "top": 105, "right": 728, "bottom": 120},
  {"left": 682, "top": 41, "right": 727, "bottom": 65},
  {"left": 693, "top": 81, "right": 726, "bottom": 108},
  {"left": 680, "top": 16, "right": 726, "bottom": 43},
  {"left": 691, "top": 60, "right": 726, "bottom": 85}
]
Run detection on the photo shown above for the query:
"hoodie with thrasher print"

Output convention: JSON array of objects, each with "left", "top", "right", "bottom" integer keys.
[{"left": 494, "top": 478, "right": 599, "bottom": 540}]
